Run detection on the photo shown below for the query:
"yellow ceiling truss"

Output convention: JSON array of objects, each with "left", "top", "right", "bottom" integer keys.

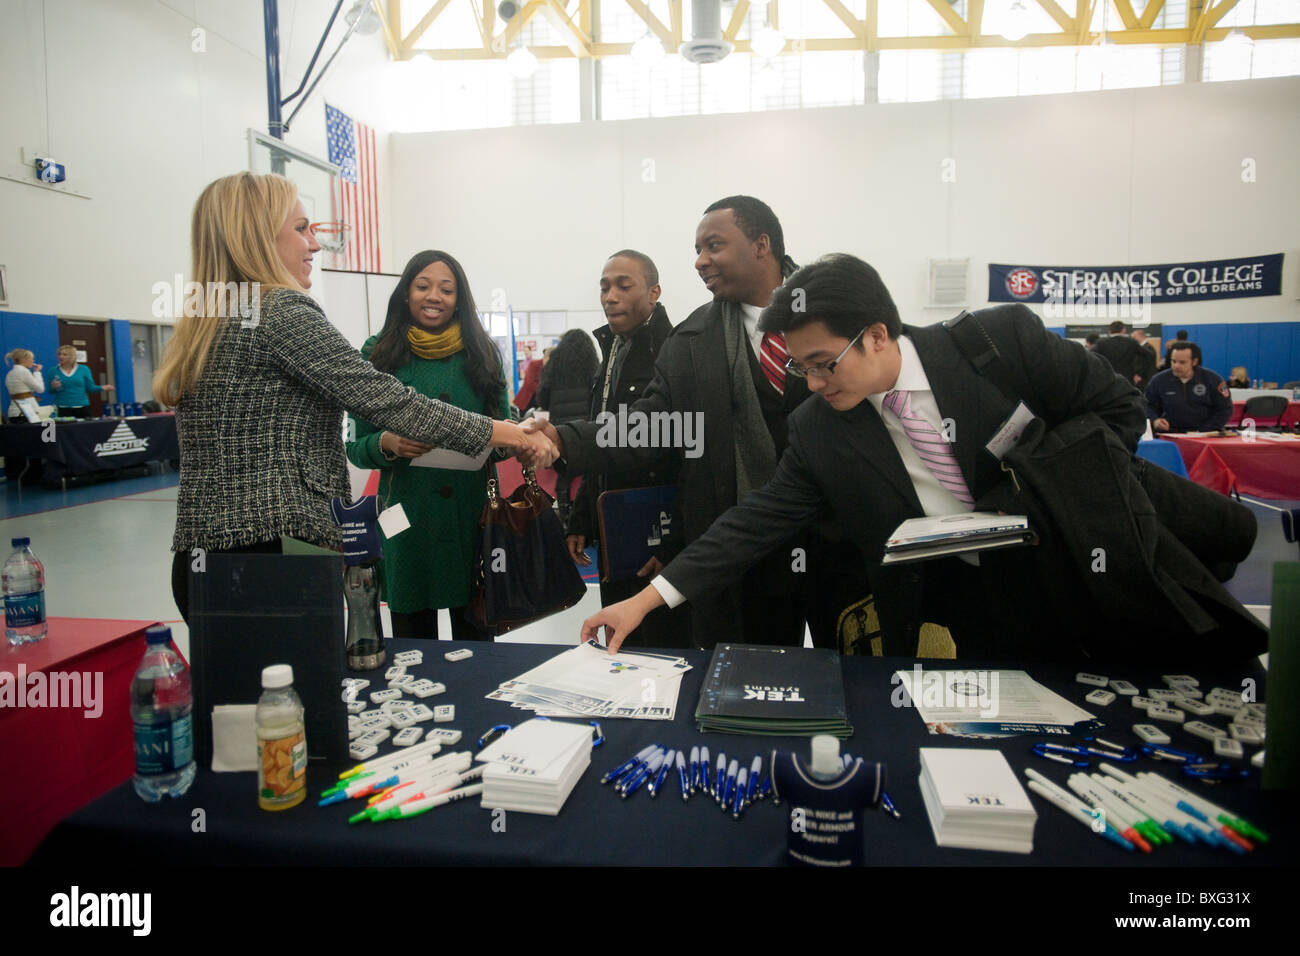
[{"left": 374, "top": 0, "right": 1300, "bottom": 61}]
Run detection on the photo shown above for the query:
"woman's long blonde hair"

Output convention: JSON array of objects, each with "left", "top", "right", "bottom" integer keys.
[{"left": 153, "top": 172, "right": 303, "bottom": 406}]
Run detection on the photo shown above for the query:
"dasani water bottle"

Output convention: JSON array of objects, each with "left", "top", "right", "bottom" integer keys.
[
  {"left": 131, "top": 624, "right": 196, "bottom": 801},
  {"left": 3, "top": 537, "right": 47, "bottom": 645}
]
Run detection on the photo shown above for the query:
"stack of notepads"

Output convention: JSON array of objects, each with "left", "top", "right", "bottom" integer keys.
[
  {"left": 475, "top": 718, "right": 592, "bottom": 815},
  {"left": 694, "top": 644, "right": 852, "bottom": 737},
  {"left": 919, "top": 748, "right": 1037, "bottom": 853}
]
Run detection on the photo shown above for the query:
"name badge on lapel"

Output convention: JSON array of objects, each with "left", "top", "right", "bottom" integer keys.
[{"left": 985, "top": 402, "right": 1036, "bottom": 461}]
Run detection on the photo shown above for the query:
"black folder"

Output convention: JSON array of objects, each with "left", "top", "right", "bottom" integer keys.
[
  {"left": 695, "top": 643, "right": 853, "bottom": 737},
  {"left": 595, "top": 485, "right": 681, "bottom": 582},
  {"left": 189, "top": 553, "right": 349, "bottom": 768}
]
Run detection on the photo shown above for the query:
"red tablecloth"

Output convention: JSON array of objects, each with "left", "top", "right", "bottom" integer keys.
[
  {"left": 1160, "top": 434, "right": 1300, "bottom": 499},
  {"left": 0, "top": 618, "right": 157, "bottom": 864},
  {"left": 1227, "top": 400, "right": 1300, "bottom": 429}
]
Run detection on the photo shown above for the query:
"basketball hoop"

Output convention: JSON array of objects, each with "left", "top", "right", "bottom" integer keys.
[{"left": 311, "top": 221, "right": 351, "bottom": 255}]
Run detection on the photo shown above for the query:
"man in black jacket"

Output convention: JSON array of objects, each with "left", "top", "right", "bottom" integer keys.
[
  {"left": 1093, "top": 320, "right": 1156, "bottom": 390},
  {"left": 564, "top": 250, "right": 684, "bottom": 647},
  {"left": 528, "top": 197, "right": 865, "bottom": 649},
  {"left": 579, "top": 254, "right": 1154, "bottom": 659}
]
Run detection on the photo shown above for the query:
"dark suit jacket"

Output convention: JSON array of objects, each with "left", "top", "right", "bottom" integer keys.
[
  {"left": 566, "top": 304, "right": 677, "bottom": 544},
  {"left": 557, "top": 298, "right": 812, "bottom": 645},
  {"left": 658, "top": 304, "right": 1147, "bottom": 656}
]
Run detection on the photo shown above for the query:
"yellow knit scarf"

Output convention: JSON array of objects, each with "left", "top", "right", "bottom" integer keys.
[{"left": 407, "top": 321, "right": 463, "bottom": 359}]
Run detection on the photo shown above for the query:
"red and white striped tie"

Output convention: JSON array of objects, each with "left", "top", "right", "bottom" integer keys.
[
  {"left": 882, "top": 389, "right": 974, "bottom": 508},
  {"left": 760, "top": 331, "right": 787, "bottom": 397}
]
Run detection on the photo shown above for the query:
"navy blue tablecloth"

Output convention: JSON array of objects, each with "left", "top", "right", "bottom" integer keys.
[{"left": 29, "top": 640, "right": 1290, "bottom": 867}]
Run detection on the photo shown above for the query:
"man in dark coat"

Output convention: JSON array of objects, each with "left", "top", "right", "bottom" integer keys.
[
  {"left": 1094, "top": 320, "right": 1156, "bottom": 389},
  {"left": 565, "top": 250, "right": 684, "bottom": 647},
  {"left": 528, "top": 198, "right": 867, "bottom": 650}
]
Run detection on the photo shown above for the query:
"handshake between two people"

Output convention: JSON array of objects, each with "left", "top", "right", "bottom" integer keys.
[{"left": 377, "top": 418, "right": 562, "bottom": 468}]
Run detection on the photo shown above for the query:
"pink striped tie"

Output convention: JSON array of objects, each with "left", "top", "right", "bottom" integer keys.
[
  {"left": 759, "top": 332, "right": 787, "bottom": 397},
  {"left": 882, "top": 389, "right": 974, "bottom": 508}
]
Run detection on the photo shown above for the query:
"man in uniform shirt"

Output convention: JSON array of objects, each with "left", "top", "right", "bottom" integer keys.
[{"left": 1146, "top": 341, "right": 1234, "bottom": 433}]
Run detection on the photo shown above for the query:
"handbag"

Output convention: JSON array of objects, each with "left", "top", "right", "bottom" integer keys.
[{"left": 466, "top": 463, "right": 588, "bottom": 634}]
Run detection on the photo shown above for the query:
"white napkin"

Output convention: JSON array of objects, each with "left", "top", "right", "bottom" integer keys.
[{"left": 211, "top": 704, "right": 258, "bottom": 772}]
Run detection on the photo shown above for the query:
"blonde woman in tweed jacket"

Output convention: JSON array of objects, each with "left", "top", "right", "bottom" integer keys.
[{"left": 156, "top": 172, "right": 556, "bottom": 622}]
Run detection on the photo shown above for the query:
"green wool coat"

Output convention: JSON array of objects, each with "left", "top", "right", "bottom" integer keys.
[{"left": 345, "top": 336, "right": 508, "bottom": 613}]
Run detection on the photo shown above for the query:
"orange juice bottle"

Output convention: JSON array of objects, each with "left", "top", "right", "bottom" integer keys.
[{"left": 256, "top": 664, "right": 307, "bottom": 810}]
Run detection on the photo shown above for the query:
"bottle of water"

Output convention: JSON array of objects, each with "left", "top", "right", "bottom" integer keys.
[
  {"left": 3, "top": 537, "right": 47, "bottom": 645},
  {"left": 344, "top": 562, "right": 385, "bottom": 671},
  {"left": 131, "top": 624, "right": 196, "bottom": 802}
]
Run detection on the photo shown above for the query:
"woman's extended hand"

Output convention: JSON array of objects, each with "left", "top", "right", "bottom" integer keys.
[{"left": 490, "top": 420, "right": 559, "bottom": 469}]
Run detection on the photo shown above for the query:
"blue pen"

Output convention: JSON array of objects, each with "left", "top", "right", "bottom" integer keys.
[
  {"left": 731, "top": 768, "right": 749, "bottom": 819},
  {"left": 616, "top": 746, "right": 663, "bottom": 792},
  {"left": 650, "top": 749, "right": 675, "bottom": 798},
  {"left": 881, "top": 791, "right": 901, "bottom": 820},
  {"left": 601, "top": 744, "right": 658, "bottom": 785},
  {"left": 745, "top": 756, "right": 762, "bottom": 807},
  {"left": 698, "top": 746, "right": 710, "bottom": 795},
  {"left": 622, "top": 751, "right": 666, "bottom": 798},
  {"left": 759, "top": 774, "right": 773, "bottom": 803},
  {"left": 689, "top": 746, "right": 700, "bottom": 794},
  {"left": 715, "top": 753, "right": 727, "bottom": 802},
  {"left": 721, "top": 758, "right": 739, "bottom": 811},
  {"left": 677, "top": 751, "right": 690, "bottom": 802}
]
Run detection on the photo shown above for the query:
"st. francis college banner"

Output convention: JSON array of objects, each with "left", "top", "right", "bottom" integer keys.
[{"left": 989, "top": 253, "right": 1283, "bottom": 306}]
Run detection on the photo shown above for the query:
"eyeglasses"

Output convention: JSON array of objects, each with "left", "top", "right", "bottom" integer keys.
[{"left": 784, "top": 327, "right": 866, "bottom": 379}]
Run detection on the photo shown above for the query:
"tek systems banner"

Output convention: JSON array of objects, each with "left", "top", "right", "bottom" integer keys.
[{"left": 989, "top": 253, "right": 1283, "bottom": 305}]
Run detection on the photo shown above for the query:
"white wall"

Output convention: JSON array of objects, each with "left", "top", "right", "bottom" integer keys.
[
  {"left": 0, "top": 0, "right": 395, "bottom": 323},
  {"left": 390, "top": 76, "right": 1300, "bottom": 330}
]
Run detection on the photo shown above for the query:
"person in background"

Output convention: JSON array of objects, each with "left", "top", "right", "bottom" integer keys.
[
  {"left": 565, "top": 249, "right": 684, "bottom": 648},
  {"left": 345, "top": 250, "right": 509, "bottom": 641},
  {"left": 1093, "top": 320, "right": 1155, "bottom": 390},
  {"left": 4, "top": 348, "right": 45, "bottom": 482},
  {"left": 1084, "top": 333, "right": 1099, "bottom": 350},
  {"left": 1146, "top": 341, "right": 1234, "bottom": 433},
  {"left": 4, "top": 349, "right": 43, "bottom": 422},
  {"left": 1164, "top": 329, "right": 1189, "bottom": 368},
  {"left": 1227, "top": 366, "right": 1251, "bottom": 389},
  {"left": 49, "top": 344, "right": 114, "bottom": 418},
  {"left": 1130, "top": 328, "right": 1160, "bottom": 370},
  {"left": 157, "top": 172, "right": 555, "bottom": 624},
  {"left": 512, "top": 357, "right": 543, "bottom": 414},
  {"left": 535, "top": 328, "right": 600, "bottom": 520}
]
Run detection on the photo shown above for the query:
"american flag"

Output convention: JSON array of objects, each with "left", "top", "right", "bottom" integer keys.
[{"left": 325, "top": 103, "right": 381, "bottom": 272}]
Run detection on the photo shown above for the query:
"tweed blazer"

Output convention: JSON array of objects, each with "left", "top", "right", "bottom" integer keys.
[{"left": 171, "top": 288, "right": 493, "bottom": 553}]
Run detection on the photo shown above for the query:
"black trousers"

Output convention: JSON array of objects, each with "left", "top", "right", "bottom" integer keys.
[
  {"left": 390, "top": 607, "right": 490, "bottom": 641},
  {"left": 171, "top": 540, "right": 283, "bottom": 626},
  {"left": 55, "top": 406, "right": 94, "bottom": 420}
]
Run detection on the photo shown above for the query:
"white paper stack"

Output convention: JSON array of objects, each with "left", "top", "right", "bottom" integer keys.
[
  {"left": 919, "top": 748, "right": 1037, "bottom": 854},
  {"left": 486, "top": 641, "right": 691, "bottom": 720},
  {"left": 475, "top": 719, "right": 593, "bottom": 815}
]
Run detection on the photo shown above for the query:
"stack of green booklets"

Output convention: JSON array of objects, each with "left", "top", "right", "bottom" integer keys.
[{"left": 694, "top": 644, "right": 853, "bottom": 737}]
